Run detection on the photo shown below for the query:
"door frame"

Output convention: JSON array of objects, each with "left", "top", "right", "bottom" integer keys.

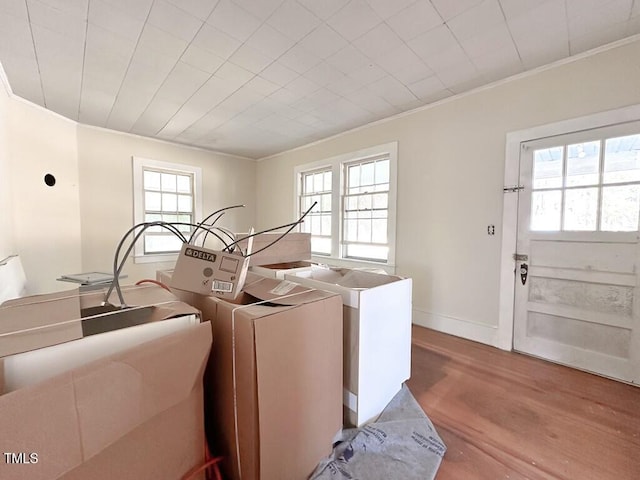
[{"left": 497, "top": 103, "right": 640, "bottom": 351}]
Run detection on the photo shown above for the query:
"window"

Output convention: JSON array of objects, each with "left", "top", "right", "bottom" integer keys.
[
  {"left": 530, "top": 128, "right": 640, "bottom": 232},
  {"left": 133, "top": 157, "right": 202, "bottom": 263},
  {"left": 299, "top": 168, "right": 332, "bottom": 255},
  {"left": 295, "top": 142, "right": 397, "bottom": 266}
]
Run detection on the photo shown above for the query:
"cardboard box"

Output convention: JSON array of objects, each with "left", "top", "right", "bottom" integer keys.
[
  {"left": 0, "top": 284, "right": 185, "bottom": 358},
  {"left": 0, "top": 320, "right": 212, "bottom": 480},
  {"left": 194, "top": 276, "right": 342, "bottom": 480},
  {"left": 249, "top": 261, "right": 314, "bottom": 280},
  {"left": 235, "top": 232, "right": 311, "bottom": 266},
  {"left": 285, "top": 267, "right": 413, "bottom": 427}
]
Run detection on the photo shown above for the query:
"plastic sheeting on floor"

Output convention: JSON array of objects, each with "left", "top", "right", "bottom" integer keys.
[{"left": 310, "top": 385, "right": 446, "bottom": 480}]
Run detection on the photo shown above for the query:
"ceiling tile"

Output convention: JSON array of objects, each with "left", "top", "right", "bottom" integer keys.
[
  {"left": 154, "top": 61, "right": 210, "bottom": 103},
  {"left": 0, "top": 0, "right": 29, "bottom": 20},
  {"left": 215, "top": 61, "right": 255, "bottom": 87},
  {"left": 228, "top": 44, "right": 273, "bottom": 74},
  {"left": 244, "top": 75, "right": 281, "bottom": 96},
  {"left": 0, "top": 12, "right": 37, "bottom": 58},
  {"left": 267, "top": 0, "right": 321, "bottom": 41},
  {"left": 430, "top": 0, "right": 483, "bottom": 21},
  {"left": 365, "top": 0, "right": 417, "bottom": 19},
  {"left": 278, "top": 44, "right": 322, "bottom": 74},
  {"left": 286, "top": 75, "right": 321, "bottom": 95},
  {"left": 326, "top": 74, "right": 364, "bottom": 96},
  {"left": 88, "top": 0, "right": 145, "bottom": 41},
  {"left": 348, "top": 63, "right": 387, "bottom": 85},
  {"left": 148, "top": 0, "right": 203, "bottom": 42},
  {"left": 138, "top": 24, "right": 189, "bottom": 59},
  {"left": 347, "top": 87, "right": 398, "bottom": 115},
  {"left": 327, "top": 0, "right": 381, "bottom": 41},
  {"left": 232, "top": 0, "right": 285, "bottom": 20},
  {"left": 567, "top": 0, "right": 633, "bottom": 40},
  {"left": 206, "top": 0, "right": 261, "bottom": 42},
  {"left": 100, "top": 0, "right": 153, "bottom": 20},
  {"left": 245, "top": 24, "right": 296, "bottom": 59},
  {"left": 436, "top": 59, "right": 479, "bottom": 90},
  {"left": 34, "top": 0, "right": 88, "bottom": 16},
  {"left": 459, "top": 23, "right": 514, "bottom": 59},
  {"left": 298, "top": 24, "right": 348, "bottom": 59},
  {"left": 387, "top": 1, "right": 443, "bottom": 41},
  {"left": 165, "top": 0, "right": 218, "bottom": 20},
  {"left": 423, "top": 41, "right": 472, "bottom": 71},
  {"left": 407, "top": 75, "right": 447, "bottom": 100},
  {"left": 269, "top": 87, "right": 305, "bottom": 105},
  {"left": 303, "top": 61, "right": 346, "bottom": 86},
  {"left": 570, "top": 21, "right": 631, "bottom": 54},
  {"left": 181, "top": 44, "right": 225, "bottom": 73},
  {"left": 498, "top": 0, "right": 549, "bottom": 20},
  {"left": 326, "top": 44, "right": 370, "bottom": 74},
  {"left": 131, "top": 98, "right": 182, "bottom": 135},
  {"left": 27, "top": 0, "right": 86, "bottom": 42},
  {"left": 297, "top": 0, "right": 349, "bottom": 19},
  {"left": 192, "top": 23, "right": 242, "bottom": 59},
  {"left": 353, "top": 23, "right": 404, "bottom": 59},
  {"left": 471, "top": 42, "right": 522, "bottom": 79},
  {"left": 447, "top": 0, "right": 506, "bottom": 41},
  {"left": 367, "top": 75, "right": 418, "bottom": 107},
  {"left": 376, "top": 44, "right": 433, "bottom": 84},
  {"left": 408, "top": 24, "right": 460, "bottom": 63},
  {"left": 1, "top": 51, "right": 43, "bottom": 104},
  {"left": 259, "top": 61, "right": 299, "bottom": 86}
]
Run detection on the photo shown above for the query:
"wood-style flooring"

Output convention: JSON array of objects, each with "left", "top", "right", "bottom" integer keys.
[{"left": 407, "top": 326, "right": 640, "bottom": 480}]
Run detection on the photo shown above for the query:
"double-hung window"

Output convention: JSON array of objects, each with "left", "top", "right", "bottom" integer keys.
[
  {"left": 295, "top": 142, "right": 397, "bottom": 268},
  {"left": 132, "top": 157, "right": 202, "bottom": 263}
]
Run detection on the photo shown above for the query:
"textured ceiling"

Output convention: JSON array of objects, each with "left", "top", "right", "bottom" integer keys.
[{"left": 0, "top": 0, "right": 639, "bottom": 159}]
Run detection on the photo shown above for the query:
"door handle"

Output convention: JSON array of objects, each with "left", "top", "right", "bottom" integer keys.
[{"left": 520, "top": 263, "right": 528, "bottom": 285}]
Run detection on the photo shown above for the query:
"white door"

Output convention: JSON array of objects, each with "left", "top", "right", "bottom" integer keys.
[{"left": 514, "top": 122, "right": 640, "bottom": 385}]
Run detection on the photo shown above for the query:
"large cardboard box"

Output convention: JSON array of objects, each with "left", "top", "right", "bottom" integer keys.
[
  {"left": 285, "top": 267, "right": 413, "bottom": 427},
  {"left": 0, "top": 319, "right": 212, "bottom": 480},
  {"left": 236, "top": 232, "right": 311, "bottom": 266},
  {"left": 0, "top": 284, "right": 182, "bottom": 358},
  {"left": 200, "top": 277, "right": 343, "bottom": 480}
]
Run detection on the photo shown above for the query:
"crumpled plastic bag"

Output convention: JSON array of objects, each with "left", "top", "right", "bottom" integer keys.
[{"left": 310, "top": 385, "right": 446, "bottom": 480}]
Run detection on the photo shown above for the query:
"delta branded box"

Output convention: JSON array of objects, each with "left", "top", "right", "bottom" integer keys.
[
  {"left": 0, "top": 297, "right": 212, "bottom": 480},
  {"left": 284, "top": 267, "right": 412, "bottom": 427},
  {"left": 198, "top": 276, "right": 343, "bottom": 480},
  {"left": 235, "top": 232, "right": 311, "bottom": 266}
]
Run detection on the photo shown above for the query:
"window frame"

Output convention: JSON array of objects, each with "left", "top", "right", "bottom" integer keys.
[
  {"left": 132, "top": 157, "right": 202, "bottom": 264},
  {"left": 526, "top": 121, "right": 640, "bottom": 234},
  {"left": 294, "top": 142, "right": 398, "bottom": 271}
]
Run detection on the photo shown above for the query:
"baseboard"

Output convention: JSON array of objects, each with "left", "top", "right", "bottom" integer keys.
[{"left": 412, "top": 308, "right": 499, "bottom": 348}]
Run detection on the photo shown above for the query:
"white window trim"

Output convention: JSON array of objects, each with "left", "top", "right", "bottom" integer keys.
[
  {"left": 132, "top": 157, "right": 203, "bottom": 264},
  {"left": 294, "top": 142, "right": 398, "bottom": 273}
]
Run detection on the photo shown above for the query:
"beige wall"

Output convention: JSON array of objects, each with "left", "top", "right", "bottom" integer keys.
[
  {"left": 255, "top": 39, "right": 640, "bottom": 346},
  {"left": 0, "top": 70, "right": 13, "bottom": 260},
  {"left": 77, "top": 126, "right": 256, "bottom": 284},
  {"left": 7, "top": 99, "right": 82, "bottom": 294}
]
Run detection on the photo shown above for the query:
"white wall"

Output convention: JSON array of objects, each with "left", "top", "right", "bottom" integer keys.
[
  {"left": 77, "top": 126, "right": 256, "bottom": 284},
  {"left": 8, "top": 99, "right": 82, "bottom": 294},
  {"left": 255, "top": 38, "right": 640, "bottom": 347}
]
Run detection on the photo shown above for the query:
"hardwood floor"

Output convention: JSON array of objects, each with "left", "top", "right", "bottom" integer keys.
[{"left": 407, "top": 326, "right": 640, "bottom": 480}]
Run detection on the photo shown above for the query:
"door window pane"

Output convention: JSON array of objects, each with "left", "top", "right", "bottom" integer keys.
[
  {"left": 533, "top": 147, "right": 563, "bottom": 189},
  {"left": 604, "top": 134, "right": 640, "bottom": 184},
  {"left": 601, "top": 185, "right": 640, "bottom": 231},
  {"left": 531, "top": 190, "right": 561, "bottom": 231},
  {"left": 563, "top": 188, "right": 598, "bottom": 231},
  {"left": 566, "top": 141, "right": 600, "bottom": 187}
]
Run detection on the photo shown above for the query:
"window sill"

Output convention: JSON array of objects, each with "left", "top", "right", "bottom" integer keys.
[{"left": 133, "top": 253, "right": 179, "bottom": 265}]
